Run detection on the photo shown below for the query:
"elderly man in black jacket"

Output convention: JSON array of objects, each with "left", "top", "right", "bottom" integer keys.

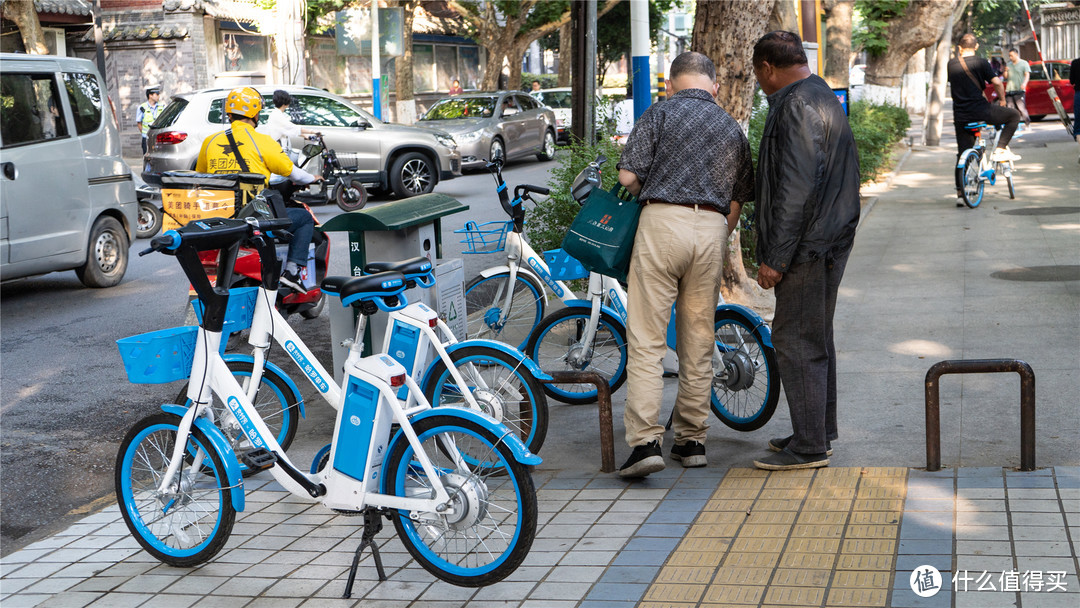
[{"left": 750, "top": 31, "right": 861, "bottom": 471}]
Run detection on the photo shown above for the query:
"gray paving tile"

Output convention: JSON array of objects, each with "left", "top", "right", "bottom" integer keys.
[
  {"left": 20, "top": 577, "right": 81, "bottom": 595},
  {"left": 1017, "top": 594, "right": 1079, "bottom": 607},
  {"left": 1012, "top": 526, "right": 1068, "bottom": 541},
  {"left": 642, "top": 509, "right": 698, "bottom": 524},
  {"left": 605, "top": 500, "right": 658, "bottom": 513},
  {"left": 559, "top": 500, "right": 613, "bottom": 512},
  {"left": 955, "top": 555, "right": 1018, "bottom": 574},
  {"left": 955, "top": 510, "right": 1007, "bottom": 526},
  {"left": 528, "top": 581, "right": 592, "bottom": 600},
  {"left": 470, "top": 581, "right": 537, "bottom": 601},
  {"left": 577, "top": 602, "right": 637, "bottom": 608},
  {"left": 957, "top": 477, "right": 1005, "bottom": 489},
  {"left": 556, "top": 550, "right": 617, "bottom": 566},
  {"left": 1005, "top": 476, "right": 1057, "bottom": 488},
  {"left": 244, "top": 599, "right": 304, "bottom": 608},
  {"left": 596, "top": 565, "right": 661, "bottom": 584},
  {"left": 34, "top": 591, "right": 110, "bottom": 608},
  {"left": 958, "top": 467, "right": 1006, "bottom": 477},
  {"left": 1014, "top": 541, "right": 1075, "bottom": 557},
  {"left": 955, "top": 525, "right": 1011, "bottom": 541},
  {"left": 904, "top": 498, "right": 956, "bottom": 511},
  {"left": 572, "top": 537, "right": 629, "bottom": 551},
  {"left": 634, "top": 523, "right": 690, "bottom": 537},
  {"left": 609, "top": 550, "right": 668, "bottom": 567},
  {"left": 163, "top": 575, "right": 229, "bottom": 595},
  {"left": 535, "top": 524, "right": 591, "bottom": 538},
  {"left": 574, "top": 488, "right": 625, "bottom": 500},
  {"left": 0, "top": 594, "right": 54, "bottom": 608},
  {"left": 582, "top": 524, "right": 640, "bottom": 538},
  {"left": 956, "top": 540, "right": 1014, "bottom": 556},
  {"left": 0, "top": 577, "right": 37, "bottom": 594},
  {"left": 956, "top": 499, "right": 1007, "bottom": 512},
  {"left": 115, "top": 574, "right": 179, "bottom": 593},
  {"left": 952, "top": 591, "right": 1018, "bottom": 608},
  {"left": 898, "top": 539, "right": 953, "bottom": 555},
  {"left": 501, "top": 566, "right": 551, "bottom": 583},
  {"left": 87, "top": 592, "right": 156, "bottom": 608},
  {"left": 547, "top": 511, "right": 603, "bottom": 525},
  {"left": 361, "top": 580, "right": 429, "bottom": 601},
  {"left": 262, "top": 577, "right": 327, "bottom": 598},
  {"left": 1007, "top": 489, "right": 1061, "bottom": 499},
  {"left": 895, "top": 554, "right": 953, "bottom": 572},
  {"left": 1008, "top": 499, "right": 1066, "bottom": 512},
  {"left": 415, "top": 581, "right": 477, "bottom": 602},
  {"left": 584, "top": 582, "right": 648, "bottom": 602},
  {"left": 543, "top": 565, "right": 605, "bottom": 583}
]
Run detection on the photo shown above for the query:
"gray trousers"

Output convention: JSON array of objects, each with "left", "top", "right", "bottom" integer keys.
[{"left": 771, "top": 250, "right": 850, "bottom": 455}]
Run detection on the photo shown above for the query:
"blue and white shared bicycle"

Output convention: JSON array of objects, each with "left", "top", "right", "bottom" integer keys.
[{"left": 114, "top": 216, "right": 539, "bottom": 590}]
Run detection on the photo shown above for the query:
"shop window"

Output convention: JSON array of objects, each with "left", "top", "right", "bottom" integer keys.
[
  {"left": 62, "top": 72, "right": 102, "bottom": 135},
  {"left": 414, "top": 44, "right": 435, "bottom": 93},
  {"left": 220, "top": 31, "right": 269, "bottom": 73},
  {"left": 435, "top": 45, "right": 457, "bottom": 92},
  {"left": 1, "top": 73, "right": 68, "bottom": 147},
  {"left": 458, "top": 47, "right": 481, "bottom": 90}
]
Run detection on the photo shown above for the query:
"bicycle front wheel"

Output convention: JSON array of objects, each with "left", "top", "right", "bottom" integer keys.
[
  {"left": 1003, "top": 163, "right": 1015, "bottom": 199},
  {"left": 465, "top": 271, "right": 545, "bottom": 350},
  {"left": 711, "top": 310, "right": 780, "bottom": 432},
  {"left": 176, "top": 359, "right": 300, "bottom": 477},
  {"left": 525, "top": 307, "right": 628, "bottom": 405},
  {"left": 115, "top": 412, "right": 236, "bottom": 567},
  {"left": 960, "top": 150, "right": 984, "bottom": 208},
  {"left": 385, "top": 414, "right": 537, "bottom": 587},
  {"left": 423, "top": 345, "right": 548, "bottom": 455}
]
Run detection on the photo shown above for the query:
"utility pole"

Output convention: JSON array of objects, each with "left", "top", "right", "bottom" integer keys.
[
  {"left": 630, "top": 0, "right": 650, "bottom": 121},
  {"left": 570, "top": 0, "right": 597, "bottom": 144},
  {"left": 372, "top": 1, "right": 382, "bottom": 120}
]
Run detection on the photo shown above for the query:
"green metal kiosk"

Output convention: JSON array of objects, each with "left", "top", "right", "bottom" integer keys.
[{"left": 321, "top": 193, "right": 469, "bottom": 381}]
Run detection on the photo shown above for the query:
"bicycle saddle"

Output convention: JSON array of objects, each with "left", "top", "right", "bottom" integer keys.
[
  {"left": 364, "top": 257, "right": 434, "bottom": 285},
  {"left": 321, "top": 271, "right": 406, "bottom": 307},
  {"left": 965, "top": 121, "right": 987, "bottom": 130}
]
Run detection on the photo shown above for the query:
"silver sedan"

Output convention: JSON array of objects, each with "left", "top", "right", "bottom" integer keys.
[{"left": 418, "top": 92, "right": 557, "bottom": 169}]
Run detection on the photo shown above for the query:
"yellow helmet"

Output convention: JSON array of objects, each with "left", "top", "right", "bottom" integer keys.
[{"left": 224, "top": 86, "right": 262, "bottom": 120}]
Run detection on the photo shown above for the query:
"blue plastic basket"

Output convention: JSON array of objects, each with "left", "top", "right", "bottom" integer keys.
[
  {"left": 190, "top": 286, "right": 259, "bottom": 335},
  {"left": 454, "top": 220, "right": 513, "bottom": 254},
  {"left": 116, "top": 326, "right": 198, "bottom": 384},
  {"left": 543, "top": 249, "right": 589, "bottom": 280}
]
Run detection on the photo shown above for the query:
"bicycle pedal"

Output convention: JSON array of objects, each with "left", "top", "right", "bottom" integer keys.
[{"left": 241, "top": 448, "right": 277, "bottom": 471}]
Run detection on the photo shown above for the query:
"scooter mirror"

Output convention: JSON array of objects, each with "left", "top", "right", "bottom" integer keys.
[{"left": 302, "top": 143, "right": 323, "bottom": 158}]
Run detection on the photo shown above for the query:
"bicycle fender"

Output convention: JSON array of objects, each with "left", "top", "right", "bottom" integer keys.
[
  {"left": 957, "top": 148, "right": 979, "bottom": 168},
  {"left": 716, "top": 304, "right": 774, "bottom": 348},
  {"left": 476, "top": 264, "right": 544, "bottom": 287},
  {"left": 561, "top": 299, "right": 628, "bottom": 331},
  {"left": 383, "top": 407, "right": 542, "bottom": 486},
  {"left": 222, "top": 354, "right": 306, "bottom": 419},
  {"left": 435, "top": 339, "right": 553, "bottom": 382},
  {"left": 310, "top": 443, "right": 332, "bottom": 474},
  {"left": 160, "top": 404, "right": 245, "bottom": 512}
]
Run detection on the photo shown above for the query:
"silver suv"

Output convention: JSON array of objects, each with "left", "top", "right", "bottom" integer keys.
[{"left": 144, "top": 85, "right": 462, "bottom": 198}]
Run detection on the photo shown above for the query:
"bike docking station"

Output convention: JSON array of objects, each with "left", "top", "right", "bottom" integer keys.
[{"left": 321, "top": 193, "right": 469, "bottom": 383}]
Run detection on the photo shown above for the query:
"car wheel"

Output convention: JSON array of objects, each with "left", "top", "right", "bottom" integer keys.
[
  {"left": 489, "top": 138, "right": 505, "bottom": 162},
  {"left": 76, "top": 216, "right": 129, "bottom": 288},
  {"left": 390, "top": 152, "right": 437, "bottom": 198},
  {"left": 536, "top": 129, "right": 556, "bottom": 162}
]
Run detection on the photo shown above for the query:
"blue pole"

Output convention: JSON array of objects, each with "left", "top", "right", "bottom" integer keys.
[{"left": 630, "top": 0, "right": 651, "bottom": 122}]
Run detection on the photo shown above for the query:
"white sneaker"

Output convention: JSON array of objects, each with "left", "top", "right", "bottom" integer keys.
[{"left": 990, "top": 148, "right": 1021, "bottom": 163}]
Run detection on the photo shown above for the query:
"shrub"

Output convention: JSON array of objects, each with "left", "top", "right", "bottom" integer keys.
[
  {"left": 848, "top": 99, "right": 911, "bottom": 183},
  {"left": 520, "top": 73, "right": 560, "bottom": 91}
]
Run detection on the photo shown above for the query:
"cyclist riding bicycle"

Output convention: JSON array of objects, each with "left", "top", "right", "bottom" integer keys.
[
  {"left": 194, "top": 86, "right": 321, "bottom": 293},
  {"left": 947, "top": 33, "right": 1021, "bottom": 207}
]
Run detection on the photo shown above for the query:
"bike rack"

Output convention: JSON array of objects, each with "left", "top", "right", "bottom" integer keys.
[
  {"left": 544, "top": 371, "right": 615, "bottom": 473},
  {"left": 924, "top": 359, "right": 1036, "bottom": 472}
]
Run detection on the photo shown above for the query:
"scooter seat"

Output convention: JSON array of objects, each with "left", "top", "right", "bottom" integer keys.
[
  {"left": 321, "top": 271, "right": 406, "bottom": 307},
  {"left": 364, "top": 257, "right": 434, "bottom": 283}
]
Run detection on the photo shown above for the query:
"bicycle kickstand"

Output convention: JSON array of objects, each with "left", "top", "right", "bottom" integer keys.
[{"left": 342, "top": 508, "right": 388, "bottom": 598}]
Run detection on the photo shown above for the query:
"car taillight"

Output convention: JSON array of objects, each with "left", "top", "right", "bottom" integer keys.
[{"left": 156, "top": 131, "right": 188, "bottom": 145}]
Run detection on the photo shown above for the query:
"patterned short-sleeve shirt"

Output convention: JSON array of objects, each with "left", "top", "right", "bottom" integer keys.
[{"left": 617, "top": 88, "right": 754, "bottom": 213}]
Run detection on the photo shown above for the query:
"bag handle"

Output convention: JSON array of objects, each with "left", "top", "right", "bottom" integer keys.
[{"left": 225, "top": 129, "right": 251, "bottom": 174}]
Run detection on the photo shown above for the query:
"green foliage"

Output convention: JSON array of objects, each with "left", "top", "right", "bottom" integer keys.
[
  {"left": 848, "top": 99, "right": 911, "bottom": 183},
  {"left": 525, "top": 124, "right": 623, "bottom": 255},
  {"left": 520, "top": 73, "right": 560, "bottom": 91},
  {"left": 853, "top": 0, "right": 910, "bottom": 58}
]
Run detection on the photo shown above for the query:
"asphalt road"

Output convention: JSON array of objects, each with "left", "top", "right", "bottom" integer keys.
[{"left": 0, "top": 154, "right": 560, "bottom": 556}]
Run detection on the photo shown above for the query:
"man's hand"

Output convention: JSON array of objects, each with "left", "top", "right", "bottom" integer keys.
[{"left": 757, "top": 264, "right": 783, "bottom": 290}]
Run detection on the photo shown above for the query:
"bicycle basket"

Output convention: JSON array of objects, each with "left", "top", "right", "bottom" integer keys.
[
  {"left": 116, "top": 326, "right": 199, "bottom": 384},
  {"left": 454, "top": 220, "right": 513, "bottom": 254},
  {"left": 189, "top": 287, "right": 260, "bottom": 336},
  {"left": 542, "top": 249, "right": 589, "bottom": 280}
]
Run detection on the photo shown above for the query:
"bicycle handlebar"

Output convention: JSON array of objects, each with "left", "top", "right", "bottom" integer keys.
[{"left": 141, "top": 217, "right": 292, "bottom": 256}]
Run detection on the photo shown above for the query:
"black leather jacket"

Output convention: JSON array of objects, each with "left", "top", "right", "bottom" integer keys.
[{"left": 755, "top": 74, "right": 861, "bottom": 272}]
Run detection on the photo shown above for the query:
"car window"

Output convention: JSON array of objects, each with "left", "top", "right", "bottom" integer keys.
[
  {"left": 1, "top": 72, "right": 69, "bottom": 148},
  {"left": 517, "top": 95, "right": 538, "bottom": 111},
  {"left": 538, "top": 91, "right": 572, "bottom": 108},
  {"left": 291, "top": 95, "right": 365, "bottom": 128},
  {"left": 1055, "top": 63, "right": 1069, "bottom": 81},
  {"left": 1030, "top": 64, "right": 1054, "bottom": 82},
  {"left": 207, "top": 97, "right": 229, "bottom": 125},
  {"left": 420, "top": 97, "right": 497, "bottom": 120},
  {"left": 154, "top": 98, "right": 189, "bottom": 129},
  {"left": 62, "top": 72, "right": 102, "bottom": 135}
]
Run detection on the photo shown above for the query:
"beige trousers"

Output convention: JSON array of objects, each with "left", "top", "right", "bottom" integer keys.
[{"left": 624, "top": 203, "right": 728, "bottom": 447}]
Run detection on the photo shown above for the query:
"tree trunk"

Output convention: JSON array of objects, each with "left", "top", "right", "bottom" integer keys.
[
  {"left": 923, "top": 10, "right": 955, "bottom": 146},
  {"left": 481, "top": 46, "right": 509, "bottom": 90},
  {"left": 768, "top": 0, "right": 799, "bottom": 33},
  {"left": 864, "top": 0, "right": 955, "bottom": 106},
  {"left": 5, "top": 0, "right": 49, "bottom": 54},
  {"left": 395, "top": 0, "right": 419, "bottom": 124},
  {"left": 507, "top": 41, "right": 531, "bottom": 91},
  {"left": 822, "top": 0, "right": 853, "bottom": 88},
  {"left": 557, "top": 22, "right": 571, "bottom": 87},
  {"left": 692, "top": 0, "right": 775, "bottom": 307}
]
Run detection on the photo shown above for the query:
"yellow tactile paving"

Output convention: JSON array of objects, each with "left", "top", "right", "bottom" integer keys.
[{"left": 642, "top": 467, "right": 907, "bottom": 607}]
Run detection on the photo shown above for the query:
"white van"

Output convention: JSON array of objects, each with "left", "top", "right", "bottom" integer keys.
[{"left": 0, "top": 53, "right": 137, "bottom": 287}]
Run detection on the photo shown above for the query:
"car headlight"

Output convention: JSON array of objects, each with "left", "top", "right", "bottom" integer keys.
[
  {"left": 434, "top": 133, "right": 457, "bottom": 148},
  {"left": 455, "top": 131, "right": 482, "bottom": 143}
]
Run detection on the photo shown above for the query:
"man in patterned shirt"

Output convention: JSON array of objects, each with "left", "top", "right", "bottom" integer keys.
[{"left": 615, "top": 51, "right": 754, "bottom": 478}]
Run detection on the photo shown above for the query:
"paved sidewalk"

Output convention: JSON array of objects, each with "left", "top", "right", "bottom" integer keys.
[{"left": 2, "top": 127, "right": 1077, "bottom": 607}]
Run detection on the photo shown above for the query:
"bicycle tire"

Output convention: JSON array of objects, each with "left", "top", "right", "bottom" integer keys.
[
  {"left": 960, "top": 150, "right": 984, "bottom": 208},
  {"left": 423, "top": 344, "right": 548, "bottom": 456},
  {"left": 524, "top": 306, "right": 627, "bottom": 405},
  {"left": 384, "top": 414, "right": 537, "bottom": 587},
  {"left": 711, "top": 309, "right": 780, "bottom": 432},
  {"left": 464, "top": 271, "right": 545, "bottom": 351},
  {"left": 115, "top": 412, "right": 236, "bottom": 567},
  {"left": 176, "top": 359, "right": 300, "bottom": 477},
  {"left": 334, "top": 178, "right": 368, "bottom": 211}
]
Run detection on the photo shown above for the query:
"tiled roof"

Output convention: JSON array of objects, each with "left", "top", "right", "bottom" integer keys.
[
  {"left": 34, "top": 0, "right": 93, "bottom": 16},
  {"left": 80, "top": 24, "right": 190, "bottom": 42}
]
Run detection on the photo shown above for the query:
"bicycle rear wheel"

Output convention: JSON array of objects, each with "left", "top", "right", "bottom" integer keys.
[
  {"left": 384, "top": 415, "right": 537, "bottom": 587},
  {"left": 960, "top": 150, "right": 984, "bottom": 208},
  {"left": 115, "top": 412, "right": 236, "bottom": 567},
  {"left": 465, "top": 271, "right": 545, "bottom": 351},
  {"left": 711, "top": 310, "right": 779, "bottom": 432}
]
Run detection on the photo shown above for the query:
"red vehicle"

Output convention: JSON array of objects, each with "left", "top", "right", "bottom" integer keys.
[{"left": 984, "top": 59, "right": 1075, "bottom": 121}]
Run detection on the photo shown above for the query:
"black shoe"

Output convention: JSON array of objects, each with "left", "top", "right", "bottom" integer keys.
[
  {"left": 768, "top": 435, "right": 832, "bottom": 456},
  {"left": 618, "top": 440, "right": 664, "bottom": 478},
  {"left": 280, "top": 269, "right": 308, "bottom": 294},
  {"left": 670, "top": 440, "right": 707, "bottom": 468},
  {"left": 754, "top": 447, "right": 830, "bottom": 471}
]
